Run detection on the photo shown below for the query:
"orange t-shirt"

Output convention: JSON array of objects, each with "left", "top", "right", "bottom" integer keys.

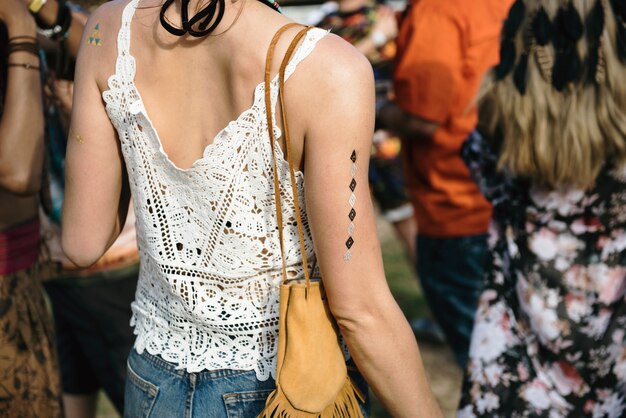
[{"left": 393, "top": 0, "right": 513, "bottom": 237}]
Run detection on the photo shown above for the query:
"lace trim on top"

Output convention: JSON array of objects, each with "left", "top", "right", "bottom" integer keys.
[{"left": 102, "top": 0, "right": 327, "bottom": 380}]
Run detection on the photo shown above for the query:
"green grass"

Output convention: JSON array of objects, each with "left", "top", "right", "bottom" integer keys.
[
  {"left": 369, "top": 235, "right": 426, "bottom": 418},
  {"left": 96, "top": 392, "right": 118, "bottom": 417},
  {"left": 380, "top": 238, "right": 428, "bottom": 320},
  {"left": 96, "top": 233, "right": 424, "bottom": 418}
]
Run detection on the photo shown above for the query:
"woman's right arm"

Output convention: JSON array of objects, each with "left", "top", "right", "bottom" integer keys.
[
  {"left": 299, "top": 36, "right": 442, "bottom": 418},
  {"left": 62, "top": 5, "right": 130, "bottom": 267}
]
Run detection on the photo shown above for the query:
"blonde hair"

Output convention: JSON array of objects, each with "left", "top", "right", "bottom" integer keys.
[{"left": 480, "top": 0, "right": 626, "bottom": 189}]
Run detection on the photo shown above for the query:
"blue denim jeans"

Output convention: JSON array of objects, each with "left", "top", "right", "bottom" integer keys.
[
  {"left": 125, "top": 348, "right": 369, "bottom": 417},
  {"left": 416, "top": 234, "right": 488, "bottom": 367}
]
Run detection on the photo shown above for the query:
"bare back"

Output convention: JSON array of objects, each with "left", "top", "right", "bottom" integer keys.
[{"left": 92, "top": 0, "right": 308, "bottom": 171}]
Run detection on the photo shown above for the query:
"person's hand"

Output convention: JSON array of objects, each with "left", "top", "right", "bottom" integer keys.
[
  {"left": 371, "top": 5, "right": 398, "bottom": 43},
  {"left": 0, "top": 0, "right": 36, "bottom": 35}
]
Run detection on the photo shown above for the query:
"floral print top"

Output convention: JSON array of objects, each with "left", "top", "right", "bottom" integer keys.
[{"left": 458, "top": 131, "right": 626, "bottom": 418}]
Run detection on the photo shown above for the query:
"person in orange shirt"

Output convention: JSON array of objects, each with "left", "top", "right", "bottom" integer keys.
[{"left": 378, "top": 0, "right": 513, "bottom": 367}]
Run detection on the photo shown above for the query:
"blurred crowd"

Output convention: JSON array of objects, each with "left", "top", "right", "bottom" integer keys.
[{"left": 2, "top": 0, "right": 626, "bottom": 417}]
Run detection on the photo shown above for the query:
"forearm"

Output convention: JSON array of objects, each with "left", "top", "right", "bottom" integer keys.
[
  {"left": 0, "top": 17, "right": 44, "bottom": 194},
  {"left": 378, "top": 100, "right": 438, "bottom": 140},
  {"left": 337, "top": 296, "right": 442, "bottom": 418},
  {"left": 62, "top": 167, "right": 129, "bottom": 267}
]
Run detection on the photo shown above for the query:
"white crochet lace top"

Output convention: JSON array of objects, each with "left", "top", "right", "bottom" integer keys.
[{"left": 103, "top": 0, "right": 326, "bottom": 380}]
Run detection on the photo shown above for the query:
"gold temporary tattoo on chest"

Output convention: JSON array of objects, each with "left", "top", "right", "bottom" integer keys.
[
  {"left": 344, "top": 150, "right": 357, "bottom": 262},
  {"left": 87, "top": 23, "right": 102, "bottom": 46},
  {"left": 69, "top": 128, "right": 85, "bottom": 144}
]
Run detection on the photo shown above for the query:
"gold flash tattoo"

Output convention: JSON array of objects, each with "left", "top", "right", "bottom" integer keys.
[
  {"left": 87, "top": 23, "right": 102, "bottom": 46},
  {"left": 344, "top": 150, "right": 357, "bottom": 262},
  {"left": 69, "top": 128, "right": 85, "bottom": 144}
]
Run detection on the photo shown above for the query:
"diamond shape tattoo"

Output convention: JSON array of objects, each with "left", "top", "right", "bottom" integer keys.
[{"left": 345, "top": 150, "right": 357, "bottom": 262}]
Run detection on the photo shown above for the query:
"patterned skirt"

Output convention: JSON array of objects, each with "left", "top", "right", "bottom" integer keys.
[{"left": 0, "top": 264, "right": 62, "bottom": 418}]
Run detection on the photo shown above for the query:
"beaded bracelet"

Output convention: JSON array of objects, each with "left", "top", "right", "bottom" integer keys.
[{"left": 8, "top": 63, "right": 41, "bottom": 71}]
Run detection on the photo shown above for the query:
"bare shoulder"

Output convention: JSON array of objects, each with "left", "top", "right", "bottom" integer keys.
[
  {"left": 287, "top": 31, "right": 374, "bottom": 128},
  {"left": 83, "top": 0, "right": 127, "bottom": 33},
  {"left": 286, "top": 31, "right": 375, "bottom": 149},
  {"left": 304, "top": 32, "right": 374, "bottom": 93},
  {"left": 75, "top": 0, "right": 129, "bottom": 90}
]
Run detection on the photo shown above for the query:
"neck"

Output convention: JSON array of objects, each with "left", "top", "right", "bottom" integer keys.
[{"left": 159, "top": 0, "right": 246, "bottom": 37}]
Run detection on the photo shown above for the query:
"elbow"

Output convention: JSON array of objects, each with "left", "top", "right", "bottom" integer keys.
[
  {"left": 329, "top": 300, "right": 380, "bottom": 338},
  {"left": 0, "top": 171, "right": 41, "bottom": 195},
  {"left": 334, "top": 316, "right": 366, "bottom": 339},
  {"left": 333, "top": 310, "right": 387, "bottom": 355},
  {"left": 61, "top": 241, "right": 100, "bottom": 269},
  {"left": 0, "top": 151, "right": 44, "bottom": 195},
  {"left": 60, "top": 200, "right": 122, "bottom": 268},
  {"left": 61, "top": 231, "right": 104, "bottom": 269},
  {"left": 328, "top": 287, "right": 397, "bottom": 338}
]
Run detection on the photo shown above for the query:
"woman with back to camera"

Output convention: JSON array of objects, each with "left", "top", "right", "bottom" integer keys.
[
  {"left": 61, "top": 0, "right": 442, "bottom": 416},
  {"left": 458, "top": 0, "right": 626, "bottom": 416}
]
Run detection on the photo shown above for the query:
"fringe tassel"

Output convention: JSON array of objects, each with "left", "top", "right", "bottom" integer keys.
[
  {"left": 596, "top": 44, "right": 606, "bottom": 83},
  {"left": 258, "top": 377, "right": 364, "bottom": 418},
  {"left": 535, "top": 44, "right": 553, "bottom": 82}
]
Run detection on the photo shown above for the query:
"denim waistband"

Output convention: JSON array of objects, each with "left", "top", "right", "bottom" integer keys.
[{"left": 136, "top": 349, "right": 255, "bottom": 381}]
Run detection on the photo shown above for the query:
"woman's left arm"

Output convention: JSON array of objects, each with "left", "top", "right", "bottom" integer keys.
[
  {"left": 293, "top": 34, "right": 441, "bottom": 418},
  {"left": 62, "top": 6, "right": 129, "bottom": 267}
]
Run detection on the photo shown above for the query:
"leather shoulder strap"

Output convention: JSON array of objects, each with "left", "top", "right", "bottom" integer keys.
[{"left": 264, "top": 24, "right": 314, "bottom": 286}]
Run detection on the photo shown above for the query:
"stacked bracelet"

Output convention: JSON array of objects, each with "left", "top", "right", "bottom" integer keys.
[
  {"left": 8, "top": 42, "right": 40, "bottom": 57},
  {"left": 36, "top": 1, "right": 72, "bottom": 40},
  {"left": 9, "top": 35, "right": 37, "bottom": 43},
  {"left": 8, "top": 63, "right": 41, "bottom": 71},
  {"left": 7, "top": 36, "right": 40, "bottom": 69},
  {"left": 8, "top": 37, "right": 39, "bottom": 57}
]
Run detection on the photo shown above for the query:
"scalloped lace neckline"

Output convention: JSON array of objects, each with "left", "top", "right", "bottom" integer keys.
[{"left": 102, "top": 0, "right": 293, "bottom": 172}]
